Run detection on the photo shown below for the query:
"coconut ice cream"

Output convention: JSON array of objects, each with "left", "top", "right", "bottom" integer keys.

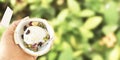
[
  {"left": 14, "top": 17, "right": 54, "bottom": 56},
  {"left": 24, "top": 26, "right": 47, "bottom": 44}
]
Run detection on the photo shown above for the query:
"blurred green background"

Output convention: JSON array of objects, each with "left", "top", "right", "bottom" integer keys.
[{"left": 0, "top": 0, "right": 120, "bottom": 60}]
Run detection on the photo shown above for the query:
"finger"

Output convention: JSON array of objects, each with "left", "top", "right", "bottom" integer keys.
[
  {"left": 5, "top": 20, "right": 21, "bottom": 35},
  {"left": 0, "top": 20, "right": 21, "bottom": 46},
  {"left": 1, "top": 20, "right": 21, "bottom": 42}
]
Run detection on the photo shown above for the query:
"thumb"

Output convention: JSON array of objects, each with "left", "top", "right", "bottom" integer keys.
[
  {"left": 0, "top": 20, "right": 21, "bottom": 46},
  {"left": 4, "top": 20, "right": 21, "bottom": 36}
]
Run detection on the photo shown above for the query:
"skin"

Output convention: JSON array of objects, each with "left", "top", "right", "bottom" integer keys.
[{"left": 0, "top": 20, "right": 37, "bottom": 60}]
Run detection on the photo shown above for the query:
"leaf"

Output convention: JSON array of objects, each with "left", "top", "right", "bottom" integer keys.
[
  {"left": 0, "top": 0, "right": 5, "bottom": 2},
  {"left": 81, "top": 9, "right": 95, "bottom": 17},
  {"left": 0, "top": 26, "right": 6, "bottom": 38},
  {"left": 82, "top": 43, "right": 91, "bottom": 52},
  {"left": 41, "top": 0, "right": 53, "bottom": 7},
  {"left": 67, "top": 0, "right": 80, "bottom": 15},
  {"left": 107, "top": 46, "right": 119, "bottom": 60},
  {"left": 29, "top": 4, "right": 40, "bottom": 11},
  {"left": 55, "top": 9, "right": 69, "bottom": 26},
  {"left": 104, "top": 1, "right": 119, "bottom": 25},
  {"left": 84, "top": 0, "right": 102, "bottom": 12},
  {"left": 48, "top": 52, "right": 57, "bottom": 60},
  {"left": 10, "top": 0, "right": 28, "bottom": 13},
  {"left": 83, "top": 16, "right": 102, "bottom": 30},
  {"left": 79, "top": 27, "right": 94, "bottom": 40},
  {"left": 75, "top": 57, "right": 83, "bottom": 60},
  {"left": 91, "top": 53, "right": 103, "bottom": 60},
  {"left": 30, "top": 6, "right": 55, "bottom": 19},
  {"left": 38, "top": 56, "right": 46, "bottom": 60},
  {"left": 116, "top": 31, "right": 120, "bottom": 45},
  {"left": 69, "top": 18, "right": 83, "bottom": 27},
  {"left": 73, "top": 50, "right": 83, "bottom": 58},
  {"left": 54, "top": 33, "right": 61, "bottom": 45},
  {"left": 102, "top": 25, "right": 118, "bottom": 35},
  {"left": 58, "top": 42, "right": 73, "bottom": 60},
  {"left": 27, "top": 0, "right": 40, "bottom": 3},
  {"left": 70, "top": 35, "right": 77, "bottom": 48}
]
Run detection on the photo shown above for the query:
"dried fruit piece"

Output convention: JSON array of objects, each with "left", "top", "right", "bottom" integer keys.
[
  {"left": 24, "top": 25, "right": 27, "bottom": 31},
  {"left": 26, "top": 30, "right": 30, "bottom": 34},
  {"left": 29, "top": 21, "right": 33, "bottom": 26},
  {"left": 32, "top": 43, "right": 38, "bottom": 48},
  {"left": 31, "top": 43, "right": 38, "bottom": 52},
  {"left": 21, "top": 34, "right": 24, "bottom": 39}
]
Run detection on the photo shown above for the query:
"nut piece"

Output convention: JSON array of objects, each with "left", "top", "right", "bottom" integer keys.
[
  {"left": 38, "top": 22, "right": 46, "bottom": 29},
  {"left": 43, "top": 34, "right": 50, "bottom": 42},
  {"left": 32, "top": 21, "right": 39, "bottom": 26}
]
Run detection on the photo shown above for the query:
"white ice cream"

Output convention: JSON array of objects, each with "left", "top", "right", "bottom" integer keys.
[{"left": 24, "top": 26, "right": 47, "bottom": 44}]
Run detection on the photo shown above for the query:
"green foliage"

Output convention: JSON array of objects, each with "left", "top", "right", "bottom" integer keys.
[
  {"left": 67, "top": 0, "right": 81, "bottom": 15},
  {"left": 102, "top": 25, "right": 118, "bottom": 35},
  {"left": 106, "top": 46, "right": 119, "bottom": 60},
  {"left": 0, "top": 26, "right": 6, "bottom": 38},
  {"left": 91, "top": 53, "right": 103, "bottom": 60},
  {"left": 81, "top": 9, "right": 95, "bottom": 17},
  {"left": 0, "top": 0, "right": 120, "bottom": 60},
  {"left": 83, "top": 16, "right": 102, "bottom": 30},
  {"left": 58, "top": 42, "right": 73, "bottom": 60},
  {"left": 104, "top": 1, "right": 119, "bottom": 25}
]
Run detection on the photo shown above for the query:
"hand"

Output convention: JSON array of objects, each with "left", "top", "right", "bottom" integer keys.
[{"left": 0, "top": 20, "right": 37, "bottom": 60}]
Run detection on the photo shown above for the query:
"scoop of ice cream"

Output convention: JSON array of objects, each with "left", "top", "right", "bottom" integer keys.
[{"left": 24, "top": 26, "right": 47, "bottom": 44}]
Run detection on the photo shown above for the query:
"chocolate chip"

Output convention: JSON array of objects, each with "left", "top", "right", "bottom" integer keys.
[
  {"left": 23, "top": 25, "right": 27, "bottom": 31},
  {"left": 38, "top": 42, "right": 43, "bottom": 46},
  {"left": 29, "top": 21, "right": 32, "bottom": 26},
  {"left": 21, "top": 34, "right": 24, "bottom": 39},
  {"left": 26, "top": 30, "right": 30, "bottom": 34}
]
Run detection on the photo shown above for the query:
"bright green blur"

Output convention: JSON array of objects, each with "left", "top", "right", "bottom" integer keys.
[{"left": 0, "top": 0, "right": 120, "bottom": 60}]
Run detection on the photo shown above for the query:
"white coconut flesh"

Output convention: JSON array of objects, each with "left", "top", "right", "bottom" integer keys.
[{"left": 14, "top": 17, "right": 54, "bottom": 56}]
